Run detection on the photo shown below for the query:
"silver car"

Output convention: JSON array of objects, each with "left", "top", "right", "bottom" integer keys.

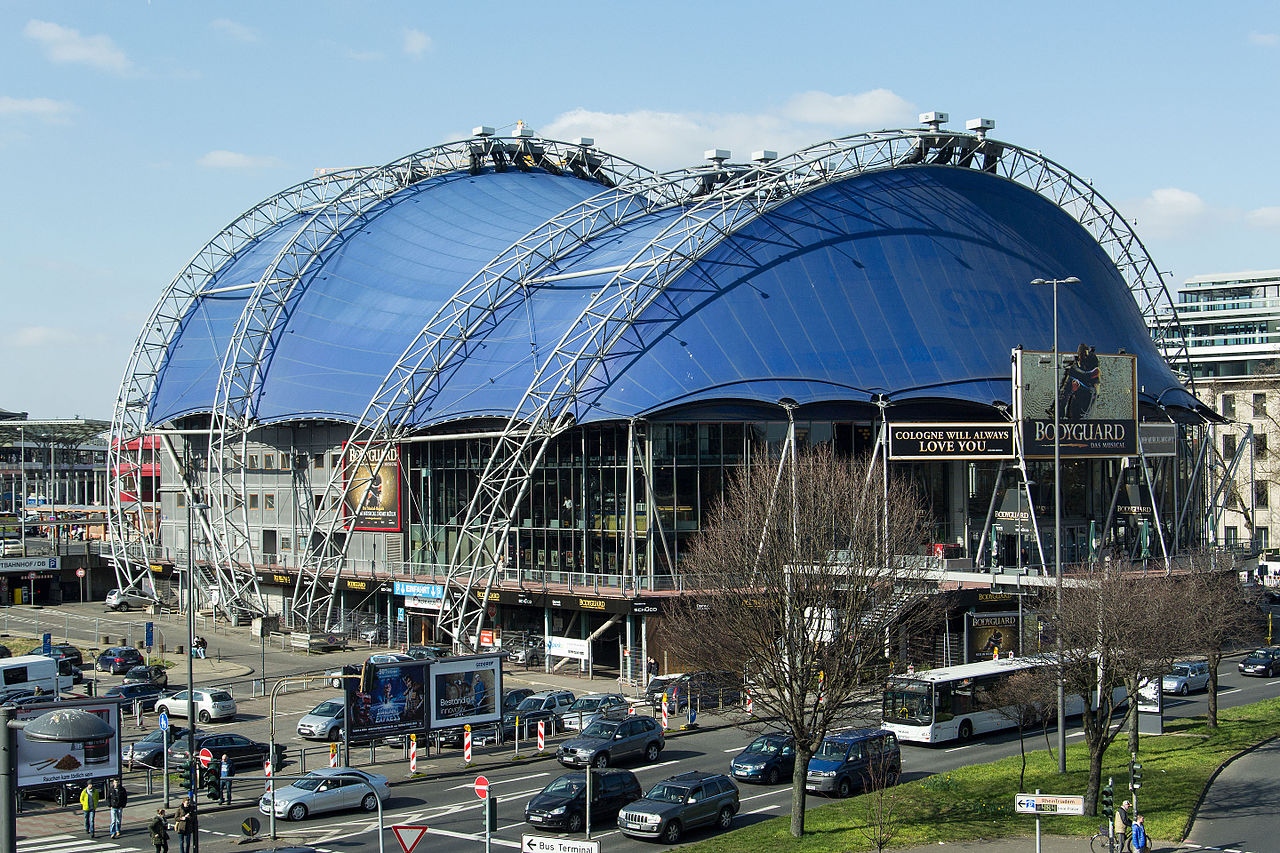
[
  {"left": 297, "top": 697, "right": 345, "bottom": 740},
  {"left": 1162, "top": 660, "right": 1211, "bottom": 695},
  {"left": 105, "top": 588, "right": 155, "bottom": 612},
  {"left": 562, "top": 693, "right": 630, "bottom": 730},
  {"left": 259, "top": 767, "right": 391, "bottom": 821}
]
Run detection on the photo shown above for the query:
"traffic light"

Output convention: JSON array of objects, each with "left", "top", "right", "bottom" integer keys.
[
  {"left": 484, "top": 797, "right": 498, "bottom": 832},
  {"left": 1129, "top": 760, "right": 1143, "bottom": 790},
  {"left": 1101, "top": 778, "right": 1115, "bottom": 821},
  {"left": 177, "top": 759, "right": 194, "bottom": 792}
]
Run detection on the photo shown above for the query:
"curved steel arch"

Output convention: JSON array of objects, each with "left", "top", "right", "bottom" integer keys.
[
  {"left": 292, "top": 164, "right": 754, "bottom": 628},
  {"left": 439, "top": 127, "right": 1191, "bottom": 647},
  {"left": 204, "top": 137, "right": 652, "bottom": 617},
  {"left": 107, "top": 168, "right": 374, "bottom": 599}
]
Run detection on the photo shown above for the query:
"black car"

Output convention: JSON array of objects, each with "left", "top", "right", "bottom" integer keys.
[
  {"left": 503, "top": 688, "right": 535, "bottom": 713},
  {"left": 618, "top": 770, "right": 740, "bottom": 844},
  {"left": 525, "top": 769, "right": 643, "bottom": 832},
  {"left": 123, "top": 664, "right": 169, "bottom": 688},
  {"left": 104, "top": 682, "right": 169, "bottom": 712},
  {"left": 404, "top": 645, "right": 450, "bottom": 661},
  {"left": 168, "top": 731, "right": 283, "bottom": 772},
  {"left": 649, "top": 671, "right": 742, "bottom": 713},
  {"left": 1238, "top": 646, "right": 1280, "bottom": 677},
  {"left": 126, "top": 726, "right": 192, "bottom": 769},
  {"left": 0, "top": 645, "right": 11, "bottom": 659},
  {"left": 97, "top": 647, "right": 145, "bottom": 674},
  {"left": 49, "top": 644, "right": 83, "bottom": 667},
  {"left": 730, "top": 732, "right": 796, "bottom": 785}
]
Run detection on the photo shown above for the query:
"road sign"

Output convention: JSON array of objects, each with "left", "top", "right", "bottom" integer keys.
[
  {"left": 146, "top": 622, "right": 154, "bottom": 648},
  {"left": 241, "top": 816, "right": 260, "bottom": 837},
  {"left": 158, "top": 711, "right": 170, "bottom": 731},
  {"left": 1014, "top": 793, "right": 1084, "bottom": 815},
  {"left": 474, "top": 775, "right": 489, "bottom": 799},
  {"left": 41, "top": 633, "right": 51, "bottom": 656},
  {"left": 27, "top": 572, "right": 35, "bottom": 580},
  {"left": 197, "top": 747, "right": 213, "bottom": 768},
  {"left": 393, "top": 825, "right": 431, "bottom": 853},
  {"left": 75, "top": 568, "right": 85, "bottom": 578},
  {"left": 397, "top": 607, "right": 406, "bottom": 622},
  {"left": 522, "top": 835, "right": 600, "bottom": 853}
]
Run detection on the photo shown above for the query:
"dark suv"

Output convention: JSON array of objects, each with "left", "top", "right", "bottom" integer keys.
[
  {"left": 524, "top": 768, "right": 643, "bottom": 832},
  {"left": 804, "top": 728, "right": 901, "bottom": 798},
  {"left": 557, "top": 715, "right": 664, "bottom": 768},
  {"left": 729, "top": 732, "right": 796, "bottom": 784},
  {"left": 618, "top": 770, "right": 740, "bottom": 844}
]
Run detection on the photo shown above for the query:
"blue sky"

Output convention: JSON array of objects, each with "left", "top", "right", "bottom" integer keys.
[{"left": 3, "top": 1, "right": 1278, "bottom": 419}]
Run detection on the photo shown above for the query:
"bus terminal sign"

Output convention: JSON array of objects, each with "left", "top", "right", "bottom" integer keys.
[{"left": 888, "top": 424, "right": 1015, "bottom": 460}]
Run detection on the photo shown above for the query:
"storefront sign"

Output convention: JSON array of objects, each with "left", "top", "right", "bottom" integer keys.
[
  {"left": 405, "top": 596, "right": 442, "bottom": 611},
  {"left": 546, "top": 636, "right": 590, "bottom": 661},
  {"left": 0, "top": 557, "right": 59, "bottom": 573},
  {"left": 340, "top": 577, "right": 388, "bottom": 592},
  {"left": 1139, "top": 422, "right": 1177, "bottom": 457},
  {"left": 394, "top": 581, "right": 444, "bottom": 599},
  {"left": 1015, "top": 348, "right": 1138, "bottom": 459},
  {"left": 888, "top": 424, "right": 1015, "bottom": 460},
  {"left": 255, "top": 570, "right": 296, "bottom": 587}
]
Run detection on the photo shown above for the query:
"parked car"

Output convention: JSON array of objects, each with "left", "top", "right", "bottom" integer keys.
[
  {"left": 168, "top": 731, "right": 281, "bottom": 772},
  {"left": 259, "top": 767, "right": 390, "bottom": 821},
  {"left": 404, "top": 645, "right": 450, "bottom": 661},
  {"left": 154, "top": 688, "right": 237, "bottom": 723},
  {"left": 96, "top": 647, "right": 145, "bottom": 674},
  {"left": 103, "top": 682, "right": 169, "bottom": 713},
  {"left": 505, "top": 690, "right": 575, "bottom": 735},
  {"left": 1162, "top": 660, "right": 1211, "bottom": 695},
  {"left": 502, "top": 688, "right": 535, "bottom": 713},
  {"left": 0, "top": 645, "right": 11, "bottom": 660},
  {"left": 562, "top": 693, "right": 629, "bottom": 730},
  {"left": 297, "top": 697, "right": 346, "bottom": 741},
  {"left": 617, "top": 770, "right": 740, "bottom": 844},
  {"left": 804, "top": 729, "right": 901, "bottom": 798},
  {"left": 509, "top": 638, "right": 545, "bottom": 665},
  {"left": 49, "top": 643, "right": 83, "bottom": 668},
  {"left": 525, "top": 769, "right": 643, "bottom": 832},
  {"left": 358, "top": 624, "right": 389, "bottom": 644},
  {"left": 1, "top": 542, "right": 22, "bottom": 557},
  {"left": 1238, "top": 646, "right": 1280, "bottom": 677},
  {"left": 125, "top": 725, "right": 191, "bottom": 769},
  {"left": 436, "top": 689, "right": 536, "bottom": 747},
  {"left": 730, "top": 732, "right": 796, "bottom": 785},
  {"left": 105, "top": 588, "right": 154, "bottom": 611},
  {"left": 649, "top": 671, "right": 742, "bottom": 713},
  {"left": 557, "top": 715, "right": 664, "bottom": 768},
  {"left": 123, "top": 664, "right": 169, "bottom": 688},
  {"left": 643, "top": 674, "right": 684, "bottom": 708}
]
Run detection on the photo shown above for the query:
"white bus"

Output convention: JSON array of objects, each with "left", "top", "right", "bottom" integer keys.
[{"left": 881, "top": 655, "right": 1116, "bottom": 744}]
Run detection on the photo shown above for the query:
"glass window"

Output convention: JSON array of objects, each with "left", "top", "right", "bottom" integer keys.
[
  {"left": 248, "top": 454, "right": 259, "bottom": 469},
  {"left": 1224, "top": 434, "right": 1237, "bottom": 459},
  {"left": 265, "top": 493, "right": 275, "bottom": 510},
  {"left": 264, "top": 453, "right": 275, "bottom": 469},
  {"left": 314, "top": 454, "right": 324, "bottom": 469},
  {"left": 177, "top": 493, "right": 185, "bottom": 508},
  {"left": 1258, "top": 434, "right": 1268, "bottom": 459},
  {"left": 1256, "top": 482, "right": 1269, "bottom": 508},
  {"left": 1221, "top": 395, "right": 1235, "bottom": 417},
  {"left": 331, "top": 453, "right": 342, "bottom": 469},
  {"left": 1255, "top": 393, "right": 1267, "bottom": 417},
  {"left": 280, "top": 536, "right": 291, "bottom": 551},
  {"left": 1258, "top": 527, "right": 1270, "bottom": 549},
  {"left": 248, "top": 494, "right": 259, "bottom": 510}
]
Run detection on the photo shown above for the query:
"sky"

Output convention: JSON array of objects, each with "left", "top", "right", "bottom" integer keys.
[{"left": 2, "top": 1, "right": 1279, "bottom": 420}]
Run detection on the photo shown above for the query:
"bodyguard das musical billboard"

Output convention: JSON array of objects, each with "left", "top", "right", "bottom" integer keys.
[{"left": 1014, "top": 347, "right": 1138, "bottom": 459}]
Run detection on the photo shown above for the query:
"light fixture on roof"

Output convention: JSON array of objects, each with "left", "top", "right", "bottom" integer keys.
[
  {"left": 752, "top": 150, "right": 778, "bottom": 163},
  {"left": 966, "top": 118, "right": 995, "bottom": 140},
  {"left": 574, "top": 137, "right": 595, "bottom": 147},
  {"left": 704, "top": 148, "right": 731, "bottom": 165},
  {"left": 472, "top": 126, "right": 495, "bottom": 137},
  {"left": 919, "top": 111, "right": 949, "bottom": 131}
]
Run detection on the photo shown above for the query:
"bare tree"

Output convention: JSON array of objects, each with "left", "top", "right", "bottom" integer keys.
[
  {"left": 659, "top": 447, "right": 938, "bottom": 837},
  {"left": 989, "top": 668, "right": 1058, "bottom": 792},
  {"left": 1183, "top": 550, "right": 1261, "bottom": 728},
  {"left": 856, "top": 748, "right": 905, "bottom": 853}
]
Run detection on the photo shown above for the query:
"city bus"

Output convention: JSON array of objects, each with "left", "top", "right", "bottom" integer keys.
[{"left": 880, "top": 655, "right": 1121, "bottom": 744}]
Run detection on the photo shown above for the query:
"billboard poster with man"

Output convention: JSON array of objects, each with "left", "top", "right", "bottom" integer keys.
[
  {"left": 428, "top": 654, "right": 502, "bottom": 731},
  {"left": 345, "top": 659, "right": 429, "bottom": 740},
  {"left": 344, "top": 444, "right": 401, "bottom": 531},
  {"left": 1014, "top": 347, "right": 1138, "bottom": 458}
]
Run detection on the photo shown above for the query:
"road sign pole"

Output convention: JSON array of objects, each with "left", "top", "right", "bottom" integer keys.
[
  {"left": 1035, "top": 788, "right": 1041, "bottom": 853},
  {"left": 163, "top": 735, "right": 170, "bottom": 808}
]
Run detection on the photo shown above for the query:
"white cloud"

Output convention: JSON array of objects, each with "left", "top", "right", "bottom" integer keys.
[
  {"left": 1248, "top": 31, "right": 1278, "bottom": 46},
  {"left": 0, "top": 96, "right": 73, "bottom": 122},
  {"left": 1247, "top": 206, "right": 1280, "bottom": 228},
  {"left": 540, "top": 89, "right": 915, "bottom": 170},
  {"left": 403, "top": 28, "right": 432, "bottom": 57},
  {"left": 23, "top": 19, "right": 133, "bottom": 75},
  {"left": 6, "top": 326, "right": 75, "bottom": 348},
  {"left": 1125, "top": 187, "right": 1210, "bottom": 239},
  {"left": 783, "top": 89, "right": 916, "bottom": 127},
  {"left": 211, "top": 18, "right": 259, "bottom": 43},
  {"left": 346, "top": 48, "right": 386, "bottom": 62},
  {"left": 198, "top": 150, "right": 282, "bottom": 169}
]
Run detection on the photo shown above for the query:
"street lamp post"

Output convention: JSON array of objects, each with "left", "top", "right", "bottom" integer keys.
[
  {"left": 1032, "top": 275, "right": 1080, "bottom": 775},
  {"left": 186, "top": 500, "right": 208, "bottom": 797}
]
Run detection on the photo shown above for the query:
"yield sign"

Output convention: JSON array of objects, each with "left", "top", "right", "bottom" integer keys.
[{"left": 392, "top": 825, "right": 430, "bottom": 853}]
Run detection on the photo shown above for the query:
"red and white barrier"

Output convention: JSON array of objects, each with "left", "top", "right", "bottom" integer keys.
[
  {"left": 329, "top": 743, "right": 338, "bottom": 767},
  {"left": 537, "top": 720, "right": 545, "bottom": 751},
  {"left": 409, "top": 733, "right": 418, "bottom": 773},
  {"left": 661, "top": 698, "right": 669, "bottom": 729},
  {"left": 746, "top": 691, "right": 753, "bottom": 715},
  {"left": 464, "top": 728, "right": 473, "bottom": 763},
  {"left": 264, "top": 759, "right": 273, "bottom": 792}
]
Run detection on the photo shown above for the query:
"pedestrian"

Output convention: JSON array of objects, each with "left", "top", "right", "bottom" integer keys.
[
  {"left": 218, "top": 753, "right": 233, "bottom": 804},
  {"left": 148, "top": 808, "right": 169, "bottom": 853},
  {"left": 106, "top": 777, "right": 129, "bottom": 839},
  {"left": 174, "top": 796, "right": 197, "bottom": 853},
  {"left": 1131, "top": 814, "right": 1148, "bottom": 853},
  {"left": 646, "top": 656, "right": 658, "bottom": 682},
  {"left": 135, "top": 698, "right": 146, "bottom": 730},
  {"left": 1114, "top": 799, "right": 1132, "bottom": 852},
  {"left": 78, "top": 780, "right": 98, "bottom": 838}
]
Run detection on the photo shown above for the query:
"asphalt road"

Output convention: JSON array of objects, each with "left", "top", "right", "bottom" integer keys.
[{"left": 1186, "top": 738, "right": 1280, "bottom": 853}]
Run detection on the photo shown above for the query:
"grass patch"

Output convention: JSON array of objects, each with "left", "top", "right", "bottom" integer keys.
[{"left": 686, "top": 698, "right": 1280, "bottom": 852}]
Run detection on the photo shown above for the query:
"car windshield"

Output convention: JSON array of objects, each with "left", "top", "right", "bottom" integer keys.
[
  {"left": 516, "top": 698, "right": 543, "bottom": 713},
  {"left": 645, "top": 783, "right": 690, "bottom": 804},
  {"left": 1170, "top": 664, "right": 1191, "bottom": 676},
  {"left": 747, "top": 737, "right": 781, "bottom": 755},
  {"left": 140, "top": 729, "right": 168, "bottom": 745},
  {"left": 293, "top": 775, "right": 326, "bottom": 792},
  {"left": 581, "top": 721, "right": 618, "bottom": 739},
  {"left": 545, "top": 776, "right": 585, "bottom": 796},
  {"left": 570, "top": 698, "right": 603, "bottom": 711},
  {"left": 814, "top": 739, "right": 850, "bottom": 760},
  {"left": 312, "top": 701, "right": 343, "bottom": 716},
  {"left": 210, "top": 691, "right": 233, "bottom": 702}
]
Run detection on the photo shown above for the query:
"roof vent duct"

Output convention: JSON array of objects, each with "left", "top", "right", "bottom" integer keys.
[
  {"left": 919, "top": 111, "right": 949, "bottom": 131},
  {"left": 472, "top": 126, "right": 495, "bottom": 138}
]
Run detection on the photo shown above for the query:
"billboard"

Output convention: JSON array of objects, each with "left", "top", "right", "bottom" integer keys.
[
  {"left": 16, "top": 698, "right": 121, "bottom": 788},
  {"left": 428, "top": 654, "right": 502, "bottom": 731},
  {"left": 967, "top": 612, "right": 1020, "bottom": 662},
  {"left": 345, "top": 444, "right": 401, "bottom": 531},
  {"left": 345, "top": 659, "right": 429, "bottom": 740},
  {"left": 1014, "top": 347, "right": 1138, "bottom": 459},
  {"left": 888, "top": 424, "right": 1016, "bottom": 460}
]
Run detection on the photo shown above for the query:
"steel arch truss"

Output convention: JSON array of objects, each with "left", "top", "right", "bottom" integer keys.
[
  {"left": 107, "top": 169, "right": 373, "bottom": 601},
  {"left": 420, "top": 128, "right": 1190, "bottom": 648}
]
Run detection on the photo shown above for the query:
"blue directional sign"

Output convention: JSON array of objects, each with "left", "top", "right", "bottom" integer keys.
[
  {"left": 145, "top": 622, "right": 154, "bottom": 648},
  {"left": 41, "top": 633, "right": 51, "bottom": 656},
  {"left": 158, "top": 711, "right": 170, "bottom": 731}
]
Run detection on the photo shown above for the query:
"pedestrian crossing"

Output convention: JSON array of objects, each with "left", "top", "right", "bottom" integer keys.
[{"left": 17, "top": 832, "right": 146, "bottom": 853}]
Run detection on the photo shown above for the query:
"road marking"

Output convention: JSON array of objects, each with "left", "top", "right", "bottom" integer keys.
[
  {"left": 1266, "top": 680, "right": 1280, "bottom": 686},
  {"left": 741, "top": 789, "right": 784, "bottom": 802},
  {"left": 492, "top": 771, "right": 550, "bottom": 785},
  {"left": 944, "top": 744, "right": 970, "bottom": 752},
  {"left": 744, "top": 803, "right": 780, "bottom": 815},
  {"left": 724, "top": 745, "right": 750, "bottom": 752},
  {"left": 420, "top": 827, "right": 520, "bottom": 849},
  {"left": 648, "top": 758, "right": 680, "bottom": 769},
  {"left": 1220, "top": 688, "right": 1242, "bottom": 695},
  {"left": 1068, "top": 732, "right": 1086, "bottom": 738}
]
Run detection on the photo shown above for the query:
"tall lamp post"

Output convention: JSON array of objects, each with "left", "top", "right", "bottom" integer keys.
[
  {"left": 1032, "top": 275, "right": 1080, "bottom": 775},
  {"left": 186, "top": 500, "right": 208, "bottom": 803}
]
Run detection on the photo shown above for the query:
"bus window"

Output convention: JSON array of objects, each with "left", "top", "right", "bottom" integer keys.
[
  {"left": 934, "top": 684, "right": 954, "bottom": 721},
  {"left": 973, "top": 675, "right": 1000, "bottom": 711},
  {"left": 883, "top": 679, "right": 932, "bottom": 725},
  {"left": 952, "top": 679, "right": 975, "bottom": 715}
]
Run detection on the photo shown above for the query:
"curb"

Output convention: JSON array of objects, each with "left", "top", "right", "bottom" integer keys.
[{"left": 1180, "top": 733, "right": 1279, "bottom": 842}]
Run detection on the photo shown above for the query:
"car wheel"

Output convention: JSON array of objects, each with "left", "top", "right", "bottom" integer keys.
[
  {"left": 645, "top": 742, "right": 660, "bottom": 762},
  {"left": 957, "top": 720, "right": 973, "bottom": 741},
  {"left": 288, "top": 803, "right": 308, "bottom": 821},
  {"left": 331, "top": 677, "right": 342, "bottom": 689},
  {"left": 717, "top": 806, "right": 734, "bottom": 830},
  {"left": 661, "top": 821, "right": 681, "bottom": 844},
  {"left": 1179, "top": 684, "right": 1189, "bottom": 696},
  {"left": 117, "top": 603, "right": 129, "bottom": 612},
  {"left": 592, "top": 752, "right": 609, "bottom": 768},
  {"left": 765, "top": 767, "right": 780, "bottom": 785},
  {"left": 361, "top": 793, "right": 378, "bottom": 811},
  {"left": 198, "top": 710, "right": 211, "bottom": 723},
  {"left": 836, "top": 777, "right": 853, "bottom": 798},
  {"left": 567, "top": 811, "right": 585, "bottom": 833},
  {"left": 327, "top": 726, "right": 341, "bottom": 741}
]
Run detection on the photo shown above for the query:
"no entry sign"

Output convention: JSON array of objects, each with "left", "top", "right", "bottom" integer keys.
[
  {"left": 474, "top": 775, "right": 489, "bottom": 799},
  {"left": 198, "top": 747, "right": 213, "bottom": 768}
]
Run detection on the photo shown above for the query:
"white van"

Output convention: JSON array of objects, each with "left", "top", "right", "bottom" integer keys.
[{"left": 0, "top": 655, "right": 71, "bottom": 696}]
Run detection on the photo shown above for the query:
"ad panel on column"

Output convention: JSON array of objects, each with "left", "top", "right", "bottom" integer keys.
[
  {"left": 428, "top": 654, "right": 503, "bottom": 731},
  {"left": 345, "top": 659, "right": 430, "bottom": 740},
  {"left": 1014, "top": 347, "right": 1138, "bottom": 458}
]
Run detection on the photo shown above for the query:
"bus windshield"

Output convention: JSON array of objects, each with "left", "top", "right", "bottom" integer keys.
[{"left": 883, "top": 678, "right": 932, "bottom": 725}]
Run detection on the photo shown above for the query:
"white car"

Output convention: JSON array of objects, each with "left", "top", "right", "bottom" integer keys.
[
  {"left": 1162, "top": 661, "right": 1211, "bottom": 695},
  {"left": 154, "top": 688, "right": 237, "bottom": 723},
  {"left": 259, "top": 767, "right": 390, "bottom": 821},
  {"left": 105, "top": 588, "right": 155, "bottom": 612},
  {"left": 1, "top": 541, "right": 22, "bottom": 557}
]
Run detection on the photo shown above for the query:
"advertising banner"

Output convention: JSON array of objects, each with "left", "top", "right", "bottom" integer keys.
[
  {"left": 16, "top": 698, "right": 120, "bottom": 788},
  {"left": 345, "top": 660, "right": 429, "bottom": 740},
  {"left": 1139, "top": 422, "right": 1177, "bottom": 457},
  {"left": 888, "top": 424, "right": 1016, "bottom": 460},
  {"left": 1014, "top": 348, "right": 1138, "bottom": 459},
  {"left": 546, "top": 636, "right": 590, "bottom": 661},
  {"left": 345, "top": 445, "right": 401, "bottom": 531},
  {"left": 967, "top": 612, "right": 1020, "bottom": 662},
  {"left": 428, "top": 654, "right": 502, "bottom": 731}
]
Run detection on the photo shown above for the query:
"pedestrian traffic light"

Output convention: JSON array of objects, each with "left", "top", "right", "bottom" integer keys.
[
  {"left": 1101, "top": 779, "right": 1115, "bottom": 821},
  {"left": 1129, "top": 760, "right": 1143, "bottom": 790}
]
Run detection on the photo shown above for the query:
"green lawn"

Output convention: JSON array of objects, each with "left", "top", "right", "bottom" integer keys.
[{"left": 686, "top": 698, "right": 1280, "bottom": 852}]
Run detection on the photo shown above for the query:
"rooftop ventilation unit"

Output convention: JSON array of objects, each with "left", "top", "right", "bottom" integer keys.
[
  {"left": 966, "top": 118, "right": 996, "bottom": 140},
  {"left": 919, "top": 111, "right": 949, "bottom": 131},
  {"left": 705, "top": 148, "right": 731, "bottom": 164},
  {"left": 752, "top": 150, "right": 778, "bottom": 163},
  {"left": 574, "top": 137, "right": 595, "bottom": 147},
  {"left": 472, "top": 126, "right": 495, "bottom": 137}
]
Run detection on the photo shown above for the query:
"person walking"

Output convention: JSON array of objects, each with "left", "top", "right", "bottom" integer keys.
[
  {"left": 78, "top": 781, "right": 99, "bottom": 838},
  {"left": 174, "top": 796, "right": 197, "bottom": 853},
  {"left": 106, "top": 777, "right": 129, "bottom": 838},
  {"left": 218, "top": 753, "right": 233, "bottom": 804},
  {"left": 1114, "top": 799, "right": 1132, "bottom": 852},
  {"left": 148, "top": 808, "right": 170, "bottom": 853},
  {"left": 1131, "top": 814, "right": 1148, "bottom": 853}
]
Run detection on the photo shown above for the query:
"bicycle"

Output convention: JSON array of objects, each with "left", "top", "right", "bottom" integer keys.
[{"left": 1090, "top": 823, "right": 1115, "bottom": 853}]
